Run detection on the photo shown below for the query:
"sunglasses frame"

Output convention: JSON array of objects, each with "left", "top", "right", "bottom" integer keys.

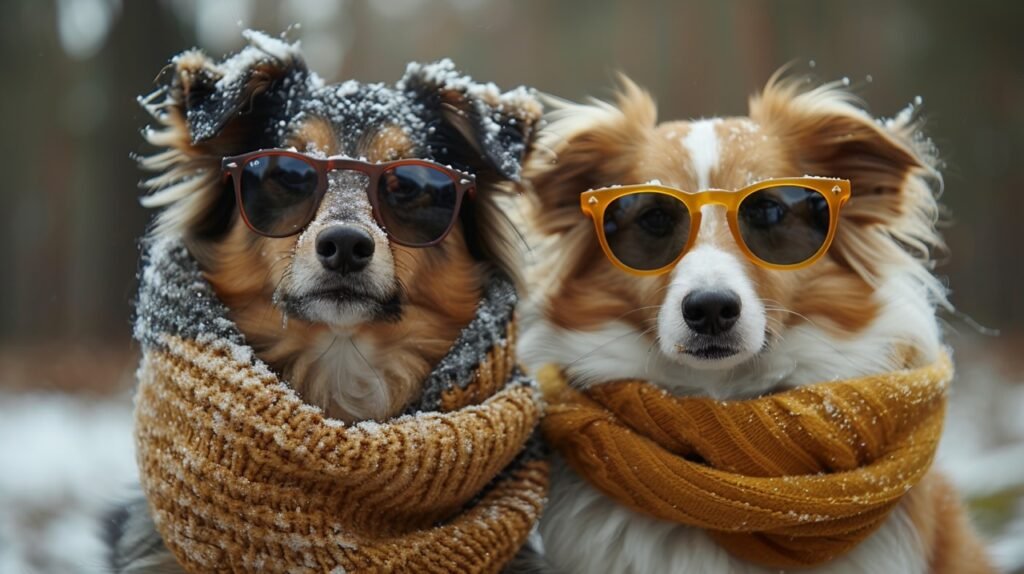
[
  {"left": 221, "top": 149, "right": 477, "bottom": 247},
  {"left": 580, "top": 177, "right": 852, "bottom": 276}
]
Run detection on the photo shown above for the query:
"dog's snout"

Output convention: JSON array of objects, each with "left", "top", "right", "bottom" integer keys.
[
  {"left": 682, "top": 289, "right": 741, "bottom": 335},
  {"left": 316, "top": 225, "right": 375, "bottom": 274}
]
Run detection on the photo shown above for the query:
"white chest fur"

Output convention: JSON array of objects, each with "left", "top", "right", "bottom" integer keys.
[{"left": 291, "top": 331, "right": 393, "bottom": 421}]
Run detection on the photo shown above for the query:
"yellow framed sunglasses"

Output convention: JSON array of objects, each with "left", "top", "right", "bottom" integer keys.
[{"left": 580, "top": 177, "right": 852, "bottom": 276}]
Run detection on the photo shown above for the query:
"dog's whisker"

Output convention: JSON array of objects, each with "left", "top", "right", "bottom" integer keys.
[
  {"left": 314, "top": 336, "right": 340, "bottom": 364},
  {"left": 564, "top": 328, "right": 651, "bottom": 370}
]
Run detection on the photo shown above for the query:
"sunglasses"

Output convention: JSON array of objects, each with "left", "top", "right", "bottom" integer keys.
[
  {"left": 221, "top": 149, "right": 476, "bottom": 246},
  {"left": 581, "top": 177, "right": 852, "bottom": 275}
]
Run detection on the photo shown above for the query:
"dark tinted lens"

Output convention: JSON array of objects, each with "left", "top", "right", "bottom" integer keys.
[
  {"left": 737, "top": 185, "right": 830, "bottom": 265},
  {"left": 377, "top": 164, "right": 459, "bottom": 245},
  {"left": 238, "top": 155, "right": 320, "bottom": 236},
  {"left": 603, "top": 192, "right": 691, "bottom": 271}
]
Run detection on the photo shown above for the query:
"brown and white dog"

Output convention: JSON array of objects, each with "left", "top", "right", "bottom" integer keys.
[
  {"left": 107, "top": 31, "right": 538, "bottom": 572},
  {"left": 519, "top": 76, "right": 992, "bottom": 573}
]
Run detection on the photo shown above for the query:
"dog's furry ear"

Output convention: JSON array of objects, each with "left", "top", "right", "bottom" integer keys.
[
  {"left": 751, "top": 76, "right": 945, "bottom": 293},
  {"left": 400, "top": 60, "right": 543, "bottom": 285},
  {"left": 522, "top": 76, "right": 658, "bottom": 238},
  {"left": 163, "top": 31, "right": 308, "bottom": 151},
  {"left": 400, "top": 59, "right": 542, "bottom": 182},
  {"left": 139, "top": 31, "right": 309, "bottom": 239}
]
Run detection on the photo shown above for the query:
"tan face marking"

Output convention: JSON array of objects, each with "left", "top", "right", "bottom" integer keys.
[
  {"left": 363, "top": 124, "right": 415, "bottom": 163},
  {"left": 286, "top": 117, "right": 338, "bottom": 155}
]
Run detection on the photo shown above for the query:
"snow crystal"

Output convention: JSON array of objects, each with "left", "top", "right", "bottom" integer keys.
[
  {"left": 214, "top": 31, "right": 301, "bottom": 90},
  {"left": 334, "top": 79, "right": 359, "bottom": 99},
  {"left": 353, "top": 420, "right": 383, "bottom": 436},
  {"left": 800, "top": 174, "right": 845, "bottom": 181}
]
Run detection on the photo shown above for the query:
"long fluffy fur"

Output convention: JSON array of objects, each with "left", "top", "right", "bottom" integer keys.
[
  {"left": 110, "top": 33, "right": 539, "bottom": 573},
  {"left": 518, "top": 74, "right": 990, "bottom": 573}
]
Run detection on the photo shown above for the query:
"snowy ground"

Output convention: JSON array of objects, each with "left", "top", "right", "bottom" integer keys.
[
  {"left": 0, "top": 392, "right": 137, "bottom": 574},
  {"left": 1, "top": 353, "right": 1022, "bottom": 573}
]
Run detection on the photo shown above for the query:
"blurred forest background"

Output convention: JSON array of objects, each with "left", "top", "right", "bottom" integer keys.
[
  {"left": 0, "top": 0, "right": 1022, "bottom": 572},
  {"left": 3, "top": 0, "right": 1024, "bottom": 379}
]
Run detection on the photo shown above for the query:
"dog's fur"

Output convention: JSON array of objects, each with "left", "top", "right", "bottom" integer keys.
[
  {"left": 107, "top": 31, "right": 539, "bottom": 572},
  {"left": 519, "top": 75, "right": 991, "bottom": 573}
]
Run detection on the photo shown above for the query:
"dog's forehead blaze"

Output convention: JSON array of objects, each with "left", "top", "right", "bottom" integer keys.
[{"left": 649, "top": 117, "right": 787, "bottom": 191}]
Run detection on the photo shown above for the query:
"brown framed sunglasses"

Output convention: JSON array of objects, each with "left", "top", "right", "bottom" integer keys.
[
  {"left": 581, "top": 177, "right": 852, "bottom": 275},
  {"left": 221, "top": 149, "right": 476, "bottom": 246}
]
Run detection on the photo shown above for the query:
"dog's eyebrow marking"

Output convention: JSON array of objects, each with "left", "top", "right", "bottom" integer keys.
[
  {"left": 363, "top": 124, "right": 414, "bottom": 163},
  {"left": 287, "top": 117, "right": 339, "bottom": 156},
  {"left": 682, "top": 118, "right": 722, "bottom": 190}
]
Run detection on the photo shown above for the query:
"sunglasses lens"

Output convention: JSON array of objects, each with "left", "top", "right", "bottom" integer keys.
[
  {"left": 603, "top": 192, "right": 691, "bottom": 271},
  {"left": 737, "top": 185, "right": 831, "bottom": 265},
  {"left": 377, "top": 164, "right": 460, "bottom": 245},
  {"left": 238, "top": 154, "right": 320, "bottom": 236}
]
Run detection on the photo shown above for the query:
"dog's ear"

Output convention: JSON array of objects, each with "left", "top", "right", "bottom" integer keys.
[
  {"left": 139, "top": 31, "right": 310, "bottom": 239},
  {"left": 400, "top": 59, "right": 542, "bottom": 183},
  {"left": 751, "top": 76, "right": 944, "bottom": 285},
  {"left": 521, "top": 76, "right": 658, "bottom": 238},
  {"left": 399, "top": 60, "right": 543, "bottom": 284},
  {"left": 161, "top": 30, "right": 309, "bottom": 154}
]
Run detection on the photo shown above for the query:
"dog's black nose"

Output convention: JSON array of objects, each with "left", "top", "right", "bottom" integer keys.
[
  {"left": 683, "top": 290, "right": 741, "bottom": 335},
  {"left": 316, "top": 226, "right": 375, "bottom": 274}
]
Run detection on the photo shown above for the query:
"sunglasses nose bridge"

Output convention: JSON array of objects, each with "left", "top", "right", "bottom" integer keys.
[
  {"left": 690, "top": 198, "right": 729, "bottom": 220},
  {"left": 323, "top": 158, "right": 355, "bottom": 176},
  {"left": 693, "top": 189, "right": 735, "bottom": 207},
  {"left": 686, "top": 203, "right": 739, "bottom": 256}
]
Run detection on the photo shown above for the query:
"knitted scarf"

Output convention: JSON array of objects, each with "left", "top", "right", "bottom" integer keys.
[
  {"left": 132, "top": 237, "right": 548, "bottom": 574},
  {"left": 539, "top": 355, "right": 952, "bottom": 569}
]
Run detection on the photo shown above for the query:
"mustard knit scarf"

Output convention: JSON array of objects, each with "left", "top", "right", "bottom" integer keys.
[
  {"left": 539, "top": 354, "right": 952, "bottom": 569},
  {"left": 133, "top": 237, "right": 548, "bottom": 573}
]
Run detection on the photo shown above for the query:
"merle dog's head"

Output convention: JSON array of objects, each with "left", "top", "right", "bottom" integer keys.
[{"left": 140, "top": 31, "right": 540, "bottom": 331}]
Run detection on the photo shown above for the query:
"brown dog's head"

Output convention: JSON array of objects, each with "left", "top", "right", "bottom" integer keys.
[
  {"left": 139, "top": 31, "right": 540, "bottom": 420},
  {"left": 521, "top": 75, "right": 946, "bottom": 397}
]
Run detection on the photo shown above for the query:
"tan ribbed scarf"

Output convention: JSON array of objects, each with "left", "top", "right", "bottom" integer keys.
[
  {"left": 133, "top": 237, "right": 548, "bottom": 573},
  {"left": 539, "top": 354, "right": 952, "bottom": 569}
]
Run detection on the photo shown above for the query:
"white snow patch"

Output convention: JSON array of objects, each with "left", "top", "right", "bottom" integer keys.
[
  {"left": 335, "top": 79, "right": 360, "bottom": 99},
  {"left": 215, "top": 29, "right": 301, "bottom": 90},
  {"left": 0, "top": 392, "right": 137, "bottom": 574}
]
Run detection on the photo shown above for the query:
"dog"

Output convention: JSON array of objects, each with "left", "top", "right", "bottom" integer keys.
[
  {"left": 106, "top": 30, "right": 539, "bottom": 572},
  {"left": 518, "top": 75, "right": 991, "bottom": 573}
]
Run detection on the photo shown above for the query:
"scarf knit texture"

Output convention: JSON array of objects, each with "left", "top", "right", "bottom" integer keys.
[
  {"left": 539, "top": 354, "right": 952, "bottom": 569},
  {"left": 133, "top": 237, "right": 549, "bottom": 573}
]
